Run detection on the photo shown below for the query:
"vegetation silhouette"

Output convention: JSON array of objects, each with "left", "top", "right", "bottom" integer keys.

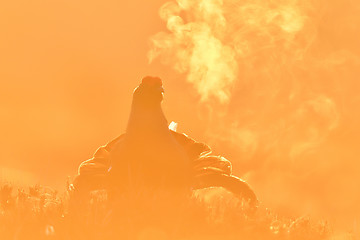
[{"left": 0, "top": 182, "right": 331, "bottom": 239}]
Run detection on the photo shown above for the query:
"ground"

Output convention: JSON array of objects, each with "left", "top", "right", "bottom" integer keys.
[{"left": 0, "top": 182, "right": 336, "bottom": 240}]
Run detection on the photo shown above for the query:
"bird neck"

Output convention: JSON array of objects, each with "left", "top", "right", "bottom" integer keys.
[{"left": 126, "top": 102, "right": 169, "bottom": 138}]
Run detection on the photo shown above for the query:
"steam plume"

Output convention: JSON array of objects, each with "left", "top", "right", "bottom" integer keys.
[
  {"left": 149, "top": 0, "right": 310, "bottom": 103},
  {"left": 148, "top": 0, "right": 360, "bottom": 227}
]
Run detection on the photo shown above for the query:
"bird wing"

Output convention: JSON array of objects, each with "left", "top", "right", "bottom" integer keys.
[
  {"left": 169, "top": 130, "right": 233, "bottom": 176},
  {"left": 76, "top": 130, "right": 233, "bottom": 182},
  {"left": 77, "top": 130, "right": 232, "bottom": 175},
  {"left": 77, "top": 134, "right": 125, "bottom": 176}
]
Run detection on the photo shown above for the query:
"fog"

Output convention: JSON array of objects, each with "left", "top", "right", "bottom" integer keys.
[{"left": 1, "top": 0, "right": 359, "bottom": 234}]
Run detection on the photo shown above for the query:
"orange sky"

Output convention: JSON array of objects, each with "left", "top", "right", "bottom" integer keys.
[{"left": 1, "top": 0, "right": 360, "bottom": 232}]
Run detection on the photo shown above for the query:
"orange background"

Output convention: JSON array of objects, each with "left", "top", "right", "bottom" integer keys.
[{"left": 1, "top": 0, "right": 360, "bottom": 231}]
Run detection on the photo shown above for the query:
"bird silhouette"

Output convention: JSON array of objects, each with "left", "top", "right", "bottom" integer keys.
[{"left": 73, "top": 76, "right": 258, "bottom": 207}]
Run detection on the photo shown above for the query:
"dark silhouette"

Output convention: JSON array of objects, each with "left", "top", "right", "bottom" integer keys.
[{"left": 72, "top": 76, "right": 258, "bottom": 207}]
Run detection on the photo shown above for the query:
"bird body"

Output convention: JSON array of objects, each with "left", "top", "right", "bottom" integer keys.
[
  {"left": 109, "top": 77, "right": 191, "bottom": 190},
  {"left": 73, "top": 76, "right": 258, "bottom": 207}
]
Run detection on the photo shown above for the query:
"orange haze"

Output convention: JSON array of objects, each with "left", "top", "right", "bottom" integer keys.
[{"left": 1, "top": 0, "right": 360, "bottom": 234}]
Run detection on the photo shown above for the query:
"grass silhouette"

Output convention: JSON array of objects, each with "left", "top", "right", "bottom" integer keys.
[{"left": 0, "top": 181, "right": 335, "bottom": 240}]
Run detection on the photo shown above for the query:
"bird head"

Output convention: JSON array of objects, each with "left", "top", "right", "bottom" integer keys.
[{"left": 132, "top": 76, "right": 165, "bottom": 109}]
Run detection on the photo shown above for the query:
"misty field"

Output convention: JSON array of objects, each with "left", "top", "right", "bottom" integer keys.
[{"left": 0, "top": 182, "right": 340, "bottom": 240}]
